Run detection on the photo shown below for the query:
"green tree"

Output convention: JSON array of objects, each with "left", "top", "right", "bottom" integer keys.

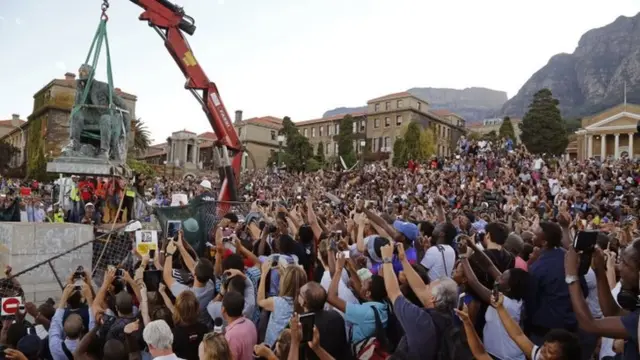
[
  {"left": 520, "top": 88, "right": 568, "bottom": 155},
  {"left": 278, "top": 116, "right": 314, "bottom": 172},
  {"left": 130, "top": 118, "right": 152, "bottom": 156},
  {"left": 482, "top": 130, "right": 498, "bottom": 143},
  {"left": 315, "top": 142, "right": 325, "bottom": 166},
  {"left": 338, "top": 114, "right": 356, "bottom": 167},
  {"left": 418, "top": 126, "right": 437, "bottom": 159},
  {"left": 392, "top": 138, "right": 407, "bottom": 167},
  {"left": 403, "top": 122, "right": 422, "bottom": 161},
  {"left": 467, "top": 131, "right": 482, "bottom": 141},
  {"left": 498, "top": 116, "right": 516, "bottom": 142}
]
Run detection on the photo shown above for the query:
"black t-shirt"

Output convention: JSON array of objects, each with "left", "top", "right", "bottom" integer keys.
[
  {"left": 302, "top": 310, "right": 351, "bottom": 360},
  {"left": 172, "top": 322, "right": 209, "bottom": 360}
]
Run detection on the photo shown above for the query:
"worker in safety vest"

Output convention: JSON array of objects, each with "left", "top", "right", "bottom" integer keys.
[
  {"left": 123, "top": 178, "right": 136, "bottom": 222},
  {"left": 69, "top": 175, "right": 81, "bottom": 223},
  {"left": 53, "top": 203, "right": 65, "bottom": 223}
]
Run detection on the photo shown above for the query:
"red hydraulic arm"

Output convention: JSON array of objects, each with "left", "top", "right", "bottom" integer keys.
[{"left": 129, "top": 0, "right": 242, "bottom": 203}]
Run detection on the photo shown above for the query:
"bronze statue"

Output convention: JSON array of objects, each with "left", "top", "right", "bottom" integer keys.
[{"left": 61, "top": 64, "right": 131, "bottom": 161}]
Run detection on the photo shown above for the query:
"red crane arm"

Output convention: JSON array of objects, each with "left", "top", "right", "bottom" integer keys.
[{"left": 129, "top": 0, "right": 242, "bottom": 203}]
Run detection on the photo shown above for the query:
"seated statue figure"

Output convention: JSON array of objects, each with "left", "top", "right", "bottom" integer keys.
[{"left": 61, "top": 64, "right": 131, "bottom": 161}]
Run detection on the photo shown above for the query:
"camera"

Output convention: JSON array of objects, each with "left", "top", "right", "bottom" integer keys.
[
  {"left": 73, "top": 266, "right": 84, "bottom": 280},
  {"left": 222, "top": 236, "right": 232, "bottom": 243}
]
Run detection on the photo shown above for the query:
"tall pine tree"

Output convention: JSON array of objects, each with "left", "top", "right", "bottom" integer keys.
[
  {"left": 498, "top": 116, "right": 516, "bottom": 142},
  {"left": 338, "top": 114, "right": 356, "bottom": 167},
  {"left": 520, "top": 89, "right": 568, "bottom": 155},
  {"left": 268, "top": 116, "right": 313, "bottom": 171}
]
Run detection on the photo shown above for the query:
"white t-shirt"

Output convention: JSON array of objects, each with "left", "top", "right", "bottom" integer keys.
[
  {"left": 420, "top": 244, "right": 456, "bottom": 281},
  {"left": 534, "top": 158, "right": 544, "bottom": 170},
  {"left": 320, "top": 270, "right": 359, "bottom": 314},
  {"left": 483, "top": 296, "right": 526, "bottom": 360},
  {"left": 584, "top": 268, "right": 602, "bottom": 319}
]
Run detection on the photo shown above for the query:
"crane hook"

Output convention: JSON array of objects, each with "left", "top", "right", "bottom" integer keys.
[{"left": 100, "top": 0, "right": 110, "bottom": 21}]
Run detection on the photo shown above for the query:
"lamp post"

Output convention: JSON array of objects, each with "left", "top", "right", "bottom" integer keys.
[
  {"left": 163, "top": 160, "right": 167, "bottom": 177},
  {"left": 360, "top": 139, "right": 367, "bottom": 168},
  {"left": 277, "top": 134, "right": 285, "bottom": 167}
]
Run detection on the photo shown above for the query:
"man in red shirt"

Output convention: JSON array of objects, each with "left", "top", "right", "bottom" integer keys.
[{"left": 77, "top": 177, "right": 95, "bottom": 203}]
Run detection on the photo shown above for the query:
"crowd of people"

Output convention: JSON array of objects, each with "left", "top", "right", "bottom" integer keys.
[{"left": 1, "top": 137, "right": 640, "bottom": 360}]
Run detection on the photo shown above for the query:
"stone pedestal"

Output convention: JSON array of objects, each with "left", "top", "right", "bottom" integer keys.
[
  {"left": 0, "top": 223, "right": 94, "bottom": 304},
  {"left": 47, "top": 157, "right": 130, "bottom": 177}
]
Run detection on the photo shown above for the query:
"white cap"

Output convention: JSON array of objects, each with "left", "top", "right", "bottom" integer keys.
[
  {"left": 84, "top": 202, "right": 94, "bottom": 208},
  {"left": 199, "top": 180, "right": 212, "bottom": 190}
]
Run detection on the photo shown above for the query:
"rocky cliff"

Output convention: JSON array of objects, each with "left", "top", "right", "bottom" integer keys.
[
  {"left": 501, "top": 12, "right": 640, "bottom": 118},
  {"left": 323, "top": 87, "right": 507, "bottom": 122}
]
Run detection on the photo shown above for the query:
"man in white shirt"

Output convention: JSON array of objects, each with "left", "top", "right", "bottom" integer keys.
[
  {"left": 420, "top": 222, "right": 457, "bottom": 281},
  {"left": 143, "top": 320, "right": 184, "bottom": 360}
]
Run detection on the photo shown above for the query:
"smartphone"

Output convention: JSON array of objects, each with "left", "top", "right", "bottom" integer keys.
[
  {"left": 149, "top": 249, "right": 156, "bottom": 259},
  {"left": 299, "top": 312, "right": 315, "bottom": 342},
  {"left": 341, "top": 250, "right": 350, "bottom": 259},
  {"left": 457, "top": 292, "right": 466, "bottom": 311},
  {"left": 143, "top": 270, "right": 162, "bottom": 292},
  {"left": 492, "top": 282, "right": 500, "bottom": 301},
  {"left": 574, "top": 230, "right": 599, "bottom": 276},
  {"left": 116, "top": 269, "right": 125, "bottom": 278},
  {"left": 271, "top": 255, "right": 280, "bottom": 268},
  {"left": 222, "top": 237, "right": 232, "bottom": 243}
]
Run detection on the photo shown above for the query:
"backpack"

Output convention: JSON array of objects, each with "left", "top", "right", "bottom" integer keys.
[
  {"left": 432, "top": 312, "right": 473, "bottom": 360},
  {"left": 352, "top": 305, "right": 390, "bottom": 360}
]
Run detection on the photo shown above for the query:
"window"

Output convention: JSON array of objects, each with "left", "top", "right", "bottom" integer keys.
[
  {"left": 360, "top": 120, "right": 366, "bottom": 132},
  {"left": 311, "top": 128, "right": 316, "bottom": 137},
  {"left": 374, "top": 118, "right": 380, "bottom": 128},
  {"left": 372, "top": 138, "right": 378, "bottom": 152},
  {"left": 385, "top": 102, "right": 390, "bottom": 110},
  {"left": 319, "top": 126, "right": 323, "bottom": 137},
  {"left": 352, "top": 122, "right": 357, "bottom": 133},
  {"left": 327, "top": 125, "right": 332, "bottom": 136},
  {"left": 352, "top": 140, "right": 357, "bottom": 151},
  {"left": 238, "top": 127, "right": 242, "bottom": 138},
  {"left": 334, "top": 143, "right": 339, "bottom": 154},
  {"left": 326, "top": 142, "right": 331, "bottom": 154},
  {"left": 375, "top": 103, "right": 380, "bottom": 112},
  {"left": 270, "top": 130, "right": 276, "bottom": 141},
  {"left": 335, "top": 124, "right": 339, "bottom": 135},
  {"left": 417, "top": 102, "right": 421, "bottom": 111},
  {"left": 397, "top": 99, "right": 403, "bottom": 108},
  {"left": 303, "top": 128, "right": 308, "bottom": 137},
  {"left": 396, "top": 115, "right": 402, "bottom": 126},
  {"left": 384, "top": 117, "right": 390, "bottom": 127},
  {"left": 384, "top": 137, "right": 390, "bottom": 151}
]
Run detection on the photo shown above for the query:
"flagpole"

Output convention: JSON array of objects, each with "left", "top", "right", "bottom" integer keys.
[{"left": 624, "top": 81, "right": 627, "bottom": 111}]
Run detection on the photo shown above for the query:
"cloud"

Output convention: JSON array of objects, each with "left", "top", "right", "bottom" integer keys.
[
  {"left": 0, "top": 16, "right": 5, "bottom": 22},
  {"left": 15, "top": 17, "right": 21, "bottom": 25},
  {"left": 217, "top": 0, "right": 224, "bottom": 4},
  {"left": 55, "top": 61, "right": 66, "bottom": 71}
]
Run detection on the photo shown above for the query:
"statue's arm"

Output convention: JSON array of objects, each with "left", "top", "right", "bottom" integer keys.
[{"left": 113, "top": 95, "right": 131, "bottom": 133}]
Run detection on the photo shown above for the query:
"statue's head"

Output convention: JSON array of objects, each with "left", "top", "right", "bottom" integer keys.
[{"left": 78, "top": 64, "right": 93, "bottom": 80}]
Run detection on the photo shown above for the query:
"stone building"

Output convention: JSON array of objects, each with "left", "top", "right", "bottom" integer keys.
[
  {"left": 295, "top": 92, "right": 466, "bottom": 161},
  {"left": 294, "top": 112, "right": 367, "bottom": 159},
  {"left": 2, "top": 72, "right": 137, "bottom": 177},
  {"left": 573, "top": 103, "right": 640, "bottom": 160},
  {"left": 233, "top": 111, "right": 284, "bottom": 170},
  {"left": 466, "top": 117, "right": 522, "bottom": 141},
  {"left": 0, "top": 114, "right": 27, "bottom": 168}
]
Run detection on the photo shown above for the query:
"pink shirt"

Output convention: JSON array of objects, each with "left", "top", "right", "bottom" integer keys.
[
  {"left": 225, "top": 317, "right": 258, "bottom": 360},
  {"left": 514, "top": 256, "right": 528, "bottom": 271}
]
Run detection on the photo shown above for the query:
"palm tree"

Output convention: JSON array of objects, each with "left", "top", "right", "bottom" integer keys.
[{"left": 130, "top": 118, "right": 151, "bottom": 156}]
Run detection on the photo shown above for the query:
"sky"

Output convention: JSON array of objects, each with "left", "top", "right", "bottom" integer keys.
[{"left": 0, "top": 0, "right": 638, "bottom": 144}]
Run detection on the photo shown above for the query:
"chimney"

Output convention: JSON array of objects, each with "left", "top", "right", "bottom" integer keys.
[
  {"left": 235, "top": 110, "right": 243, "bottom": 124},
  {"left": 64, "top": 72, "right": 76, "bottom": 81},
  {"left": 115, "top": 88, "right": 122, "bottom": 94},
  {"left": 11, "top": 114, "right": 19, "bottom": 121}
]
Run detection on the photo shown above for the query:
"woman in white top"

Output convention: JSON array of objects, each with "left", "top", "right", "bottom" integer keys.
[{"left": 462, "top": 256, "right": 530, "bottom": 360}]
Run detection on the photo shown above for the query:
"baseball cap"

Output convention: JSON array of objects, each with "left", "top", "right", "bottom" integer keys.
[
  {"left": 84, "top": 202, "right": 94, "bottom": 208},
  {"left": 199, "top": 180, "right": 212, "bottom": 190},
  {"left": 17, "top": 334, "right": 42, "bottom": 359},
  {"left": 393, "top": 220, "right": 419, "bottom": 243}
]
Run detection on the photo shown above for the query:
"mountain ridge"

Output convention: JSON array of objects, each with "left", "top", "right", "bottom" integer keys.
[{"left": 501, "top": 12, "right": 640, "bottom": 118}]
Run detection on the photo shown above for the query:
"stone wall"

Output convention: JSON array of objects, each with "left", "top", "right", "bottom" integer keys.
[{"left": 0, "top": 223, "right": 94, "bottom": 303}]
